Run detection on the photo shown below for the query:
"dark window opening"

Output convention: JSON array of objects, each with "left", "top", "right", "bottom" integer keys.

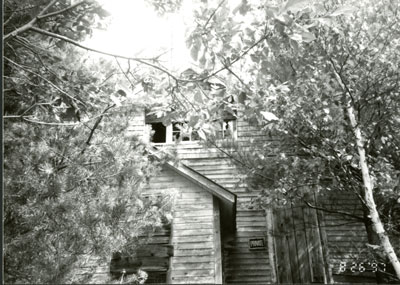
[
  {"left": 151, "top": 122, "right": 166, "bottom": 143},
  {"left": 217, "top": 119, "right": 237, "bottom": 139},
  {"left": 172, "top": 123, "right": 182, "bottom": 141}
]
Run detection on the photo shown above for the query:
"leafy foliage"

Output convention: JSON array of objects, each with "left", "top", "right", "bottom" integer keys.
[
  {"left": 178, "top": 0, "right": 400, "bottom": 280},
  {"left": 3, "top": 1, "right": 172, "bottom": 283}
]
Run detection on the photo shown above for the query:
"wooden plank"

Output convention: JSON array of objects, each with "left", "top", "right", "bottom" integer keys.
[
  {"left": 225, "top": 247, "right": 267, "bottom": 254},
  {"left": 175, "top": 241, "right": 214, "bottom": 250},
  {"left": 225, "top": 252, "right": 269, "bottom": 259},
  {"left": 173, "top": 216, "right": 213, "bottom": 224},
  {"left": 292, "top": 205, "right": 311, "bottom": 283},
  {"left": 174, "top": 199, "right": 213, "bottom": 205},
  {"left": 174, "top": 249, "right": 214, "bottom": 257},
  {"left": 226, "top": 263, "right": 269, "bottom": 270},
  {"left": 172, "top": 269, "right": 214, "bottom": 277},
  {"left": 171, "top": 255, "right": 214, "bottom": 263},
  {"left": 236, "top": 210, "right": 266, "bottom": 216},
  {"left": 213, "top": 197, "right": 222, "bottom": 284},
  {"left": 171, "top": 276, "right": 214, "bottom": 283},
  {"left": 237, "top": 226, "right": 267, "bottom": 232},
  {"left": 237, "top": 221, "right": 267, "bottom": 227},
  {"left": 173, "top": 222, "right": 213, "bottom": 230},
  {"left": 172, "top": 262, "right": 214, "bottom": 270},
  {"left": 173, "top": 228, "right": 213, "bottom": 237},
  {"left": 235, "top": 231, "right": 268, "bottom": 238},
  {"left": 140, "top": 266, "right": 168, "bottom": 272},
  {"left": 284, "top": 207, "right": 301, "bottom": 283},
  {"left": 266, "top": 208, "right": 277, "bottom": 283},
  {"left": 226, "top": 269, "right": 271, "bottom": 277},
  {"left": 227, "top": 258, "right": 270, "bottom": 265},
  {"left": 173, "top": 209, "right": 213, "bottom": 217},
  {"left": 175, "top": 203, "right": 212, "bottom": 211},
  {"left": 226, "top": 275, "right": 271, "bottom": 282},
  {"left": 315, "top": 195, "right": 333, "bottom": 284},
  {"left": 326, "top": 235, "right": 369, "bottom": 241},
  {"left": 236, "top": 216, "right": 267, "bottom": 222},
  {"left": 303, "top": 205, "right": 325, "bottom": 283},
  {"left": 179, "top": 191, "right": 212, "bottom": 199},
  {"left": 274, "top": 208, "right": 292, "bottom": 283},
  {"left": 172, "top": 235, "right": 213, "bottom": 243}
]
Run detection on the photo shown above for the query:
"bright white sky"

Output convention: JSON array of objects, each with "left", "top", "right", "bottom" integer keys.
[{"left": 84, "top": 0, "right": 194, "bottom": 71}]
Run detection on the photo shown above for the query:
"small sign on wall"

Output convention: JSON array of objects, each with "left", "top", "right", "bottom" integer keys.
[{"left": 249, "top": 237, "right": 266, "bottom": 250}]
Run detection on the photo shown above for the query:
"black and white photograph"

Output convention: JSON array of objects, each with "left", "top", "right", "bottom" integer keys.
[{"left": 3, "top": 0, "right": 400, "bottom": 284}]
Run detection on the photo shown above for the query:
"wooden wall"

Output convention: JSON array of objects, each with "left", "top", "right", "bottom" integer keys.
[
  {"left": 126, "top": 107, "right": 146, "bottom": 141},
  {"left": 143, "top": 167, "right": 221, "bottom": 284},
  {"left": 126, "top": 113, "right": 278, "bottom": 284},
  {"left": 319, "top": 192, "right": 376, "bottom": 283},
  {"left": 128, "top": 110, "right": 385, "bottom": 284},
  {"left": 223, "top": 210, "right": 272, "bottom": 284}
]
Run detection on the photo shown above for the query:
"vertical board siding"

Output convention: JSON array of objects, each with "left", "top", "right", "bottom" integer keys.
[
  {"left": 319, "top": 192, "right": 376, "bottom": 283},
  {"left": 273, "top": 205, "right": 327, "bottom": 283}
]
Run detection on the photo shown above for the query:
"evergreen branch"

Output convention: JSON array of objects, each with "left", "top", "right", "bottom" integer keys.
[{"left": 4, "top": 56, "right": 86, "bottom": 107}]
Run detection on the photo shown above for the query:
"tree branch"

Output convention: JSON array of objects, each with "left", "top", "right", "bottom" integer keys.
[
  {"left": 198, "top": 33, "right": 270, "bottom": 82},
  {"left": 22, "top": 112, "right": 110, "bottom": 126},
  {"left": 37, "top": 1, "right": 88, "bottom": 20},
  {"left": 85, "top": 105, "right": 115, "bottom": 146},
  {"left": 219, "top": 57, "right": 252, "bottom": 92},
  {"left": 4, "top": 11, "right": 16, "bottom": 26},
  {"left": 303, "top": 200, "right": 365, "bottom": 222},
  {"left": 28, "top": 26, "right": 185, "bottom": 82},
  {"left": 22, "top": 118, "right": 82, "bottom": 126},
  {"left": 203, "top": 0, "right": 225, "bottom": 30},
  {"left": 114, "top": 58, "right": 136, "bottom": 88},
  {"left": 328, "top": 57, "right": 355, "bottom": 105},
  {"left": 3, "top": 0, "right": 58, "bottom": 41}
]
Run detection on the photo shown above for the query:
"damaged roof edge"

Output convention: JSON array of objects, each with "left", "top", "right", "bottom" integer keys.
[{"left": 146, "top": 147, "right": 237, "bottom": 204}]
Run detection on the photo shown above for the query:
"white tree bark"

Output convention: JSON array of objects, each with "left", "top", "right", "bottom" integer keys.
[
  {"left": 346, "top": 104, "right": 400, "bottom": 279},
  {"left": 329, "top": 61, "right": 400, "bottom": 279}
]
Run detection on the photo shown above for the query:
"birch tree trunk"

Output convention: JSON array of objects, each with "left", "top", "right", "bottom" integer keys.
[
  {"left": 346, "top": 104, "right": 400, "bottom": 279},
  {"left": 330, "top": 61, "right": 400, "bottom": 279}
]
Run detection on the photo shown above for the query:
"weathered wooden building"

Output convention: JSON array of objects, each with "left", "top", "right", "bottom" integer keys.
[{"left": 116, "top": 106, "right": 394, "bottom": 284}]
